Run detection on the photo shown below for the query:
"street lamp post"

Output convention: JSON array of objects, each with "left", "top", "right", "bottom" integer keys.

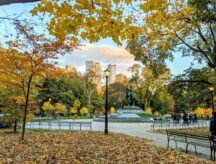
[
  {"left": 208, "top": 87, "right": 215, "bottom": 112},
  {"left": 104, "top": 69, "right": 110, "bottom": 134}
]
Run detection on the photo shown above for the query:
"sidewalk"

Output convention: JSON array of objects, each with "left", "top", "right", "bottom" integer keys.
[
  {"left": 27, "top": 119, "right": 212, "bottom": 160},
  {"left": 91, "top": 121, "right": 212, "bottom": 160}
]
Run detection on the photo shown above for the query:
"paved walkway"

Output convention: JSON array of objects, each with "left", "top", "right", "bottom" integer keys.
[
  {"left": 27, "top": 119, "right": 212, "bottom": 160},
  {"left": 91, "top": 121, "right": 212, "bottom": 160}
]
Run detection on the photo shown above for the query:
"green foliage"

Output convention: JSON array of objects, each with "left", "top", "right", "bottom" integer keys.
[
  {"left": 168, "top": 67, "right": 214, "bottom": 113},
  {"left": 38, "top": 75, "right": 86, "bottom": 110},
  {"left": 128, "top": 63, "right": 173, "bottom": 114},
  {"left": 138, "top": 113, "right": 159, "bottom": 118},
  {"left": 91, "top": 94, "right": 104, "bottom": 114},
  {"left": 108, "top": 82, "right": 127, "bottom": 109}
]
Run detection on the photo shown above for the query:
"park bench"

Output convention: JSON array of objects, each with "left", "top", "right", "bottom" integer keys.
[
  {"left": 167, "top": 130, "right": 187, "bottom": 148},
  {"left": 166, "top": 130, "right": 215, "bottom": 160}
]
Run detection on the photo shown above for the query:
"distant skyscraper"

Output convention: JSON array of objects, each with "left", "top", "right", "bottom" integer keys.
[
  {"left": 65, "top": 64, "right": 77, "bottom": 74},
  {"left": 108, "top": 64, "right": 116, "bottom": 84},
  {"left": 86, "top": 61, "right": 94, "bottom": 72},
  {"left": 85, "top": 61, "right": 101, "bottom": 85}
]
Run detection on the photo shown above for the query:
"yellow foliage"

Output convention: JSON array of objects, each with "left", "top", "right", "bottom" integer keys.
[
  {"left": 14, "top": 96, "right": 26, "bottom": 105},
  {"left": 34, "top": 109, "right": 40, "bottom": 114},
  {"left": 32, "top": 0, "right": 139, "bottom": 45},
  {"left": 70, "top": 107, "right": 78, "bottom": 114},
  {"left": 42, "top": 101, "right": 55, "bottom": 113},
  {"left": 110, "top": 107, "right": 116, "bottom": 114},
  {"left": 26, "top": 113, "right": 35, "bottom": 122},
  {"left": 55, "top": 103, "right": 66, "bottom": 114},
  {"left": 146, "top": 107, "right": 152, "bottom": 114},
  {"left": 73, "top": 99, "right": 81, "bottom": 108},
  {"left": 206, "top": 108, "right": 213, "bottom": 118},
  {"left": 194, "top": 107, "right": 205, "bottom": 117},
  {"left": 80, "top": 107, "right": 89, "bottom": 115}
]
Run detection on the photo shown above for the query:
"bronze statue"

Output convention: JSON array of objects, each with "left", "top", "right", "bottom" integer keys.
[{"left": 126, "top": 86, "right": 135, "bottom": 106}]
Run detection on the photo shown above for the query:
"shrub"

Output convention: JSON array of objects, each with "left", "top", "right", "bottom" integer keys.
[
  {"left": 145, "top": 107, "right": 152, "bottom": 114},
  {"left": 80, "top": 107, "right": 89, "bottom": 115}
]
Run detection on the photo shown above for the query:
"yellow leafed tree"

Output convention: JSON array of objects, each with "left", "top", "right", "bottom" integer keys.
[
  {"left": 80, "top": 107, "right": 89, "bottom": 116},
  {"left": 194, "top": 107, "right": 205, "bottom": 117},
  {"left": 42, "top": 101, "right": 55, "bottom": 115},
  {"left": 110, "top": 107, "right": 116, "bottom": 114},
  {"left": 146, "top": 107, "right": 152, "bottom": 114},
  {"left": 0, "top": 23, "right": 77, "bottom": 140},
  {"left": 55, "top": 103, "right": 67, "bottom": 115},
  {"left": 70, "top": 107, "right": 78, "bottom": 115},
  {"left": 206, "top": 108, "right": 213, "bottom": 118},
  {"left": 73, "top": 99, "right": 81, "bottom": 108}
]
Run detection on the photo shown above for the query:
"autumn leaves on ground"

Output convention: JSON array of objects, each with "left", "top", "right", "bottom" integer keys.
[{"left": 0, "top": 130, "right": 213, "bottom": 163}]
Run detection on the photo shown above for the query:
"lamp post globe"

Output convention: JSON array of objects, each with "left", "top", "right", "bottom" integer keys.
[{"left": 104, "top": 69, "right": 109, "bottom": 134}]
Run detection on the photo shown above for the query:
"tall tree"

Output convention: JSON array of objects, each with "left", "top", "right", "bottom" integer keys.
[
  {"left": 0, "top": 23, "right": 75, "bottom": 140},
  {"left": 138, "top": 0, "right": 216, "bottom": 68}
]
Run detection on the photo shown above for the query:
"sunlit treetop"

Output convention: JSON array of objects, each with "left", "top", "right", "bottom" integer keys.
[
  {"left": 32, "top": 0, "right": 216, "bottom": 69},
  {"left": 32, "top": 0, "right": 141, "bottom": 45}
]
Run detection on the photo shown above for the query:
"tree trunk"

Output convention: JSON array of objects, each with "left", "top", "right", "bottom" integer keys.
[
  {"left": 13, "top": 119, "right": 17, "bottom": 133},
  {"left": 0, "top": 0, "right": 40, "bottom": 6},
  {"left": 21, "top": 77, "right": 32, "bottom": 140}
]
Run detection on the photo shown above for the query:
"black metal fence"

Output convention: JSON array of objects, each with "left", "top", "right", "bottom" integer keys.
[
  {"left": 151, "top": 120, "right": 209, "bottom": 131},
  {"left": 26, "top": 121, "right": 92, "bottom": 131}
]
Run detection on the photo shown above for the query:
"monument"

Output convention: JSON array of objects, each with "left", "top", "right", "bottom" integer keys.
[{"left": 93, "top": 86, "right": 153, "bottom": 122}]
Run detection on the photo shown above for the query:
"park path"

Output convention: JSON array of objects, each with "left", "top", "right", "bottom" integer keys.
[
  {"left": 27, "top": 119, "right": 212, "bottom": 160},
  {"left": 91, "top": 121, "right": 212, "bottom": 160}
]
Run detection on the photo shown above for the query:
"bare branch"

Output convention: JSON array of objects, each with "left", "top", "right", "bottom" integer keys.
[
  {"left": 0, "top": 0, "right": 40, "bottom": 6},
  {"left": 175, "top": 33, "right": 215, "bottom": 67},
  {"left": 209, "top": 23, "right": 216, "bottom": 47}
]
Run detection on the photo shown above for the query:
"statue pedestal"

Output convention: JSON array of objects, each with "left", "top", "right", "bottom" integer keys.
[{"left": 93, "top": 105, "right": 153, "bottom": 123}]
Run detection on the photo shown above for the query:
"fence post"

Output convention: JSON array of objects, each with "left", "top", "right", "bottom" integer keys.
[
  {"left": 39, "top": 121, "right": 41, "bottom": 129},
  {"left": 80, "top": 122, "right": 82, "bottom": 131}
]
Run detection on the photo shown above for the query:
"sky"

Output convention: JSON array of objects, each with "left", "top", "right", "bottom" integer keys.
[{"left": 0, "top": 2, "right": 205, "bottom": 77}]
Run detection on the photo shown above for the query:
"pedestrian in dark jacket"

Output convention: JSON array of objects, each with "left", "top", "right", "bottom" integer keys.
[{"left": 210, "top": 112, "right": 216, "bottom": 136}]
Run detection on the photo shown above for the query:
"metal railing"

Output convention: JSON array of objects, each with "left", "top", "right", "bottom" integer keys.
[
  {"left": 26, "top": 121, "right": 92, "bottom": 131},
  {"left": 151, "top": 120, "right": 209, "bottom": 131}
]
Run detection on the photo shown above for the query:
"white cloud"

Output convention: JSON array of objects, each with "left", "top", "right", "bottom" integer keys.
[{"left": 57, "top": 44, "right": 139, "bottom": 76}]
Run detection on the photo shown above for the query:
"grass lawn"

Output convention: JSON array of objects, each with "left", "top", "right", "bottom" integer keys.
[
  {"left": 138, "top": 113, "right": 158, "bottom": 118},
  {"left": 0, "top": 129, "right": 213, "bottom": 163},
  {"left": 151, "top": 127, "right": 210, "bottom": 135}
]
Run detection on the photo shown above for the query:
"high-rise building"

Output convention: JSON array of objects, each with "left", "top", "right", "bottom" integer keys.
[
  {"left": 65, "top": 64, "right": 77, "bottom": 74},
  {"left": 108, "top": 64, "right": 116, "bottom": 84},
  {"left": 85, "top": 61, "right": 101, "bottom": 85},
  {"left": 86, "top": 61, "right": 94, "bottom": 72}
]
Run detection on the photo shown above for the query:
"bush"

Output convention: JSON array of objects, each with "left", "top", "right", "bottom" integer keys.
[{"left": 80, "top": 107, "right": 89, "bottom": 115}]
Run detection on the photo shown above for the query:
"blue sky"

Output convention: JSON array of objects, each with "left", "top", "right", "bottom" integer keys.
[{"left": 0, "top": 2, "right": 205, "bottom": 76}]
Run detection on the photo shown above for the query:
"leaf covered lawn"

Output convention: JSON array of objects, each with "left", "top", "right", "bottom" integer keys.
[
  {"left": 151, "top": 127, "right": 210, "bottom": 135},
  {"left": 0, "top": 130, "right": 213, "bottom": 163}
]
